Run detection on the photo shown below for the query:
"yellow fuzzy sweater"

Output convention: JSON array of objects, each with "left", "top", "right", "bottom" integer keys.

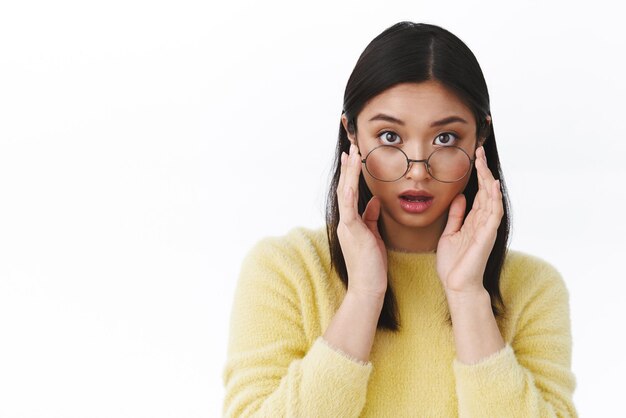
[{"left": 222, "top": 226, "right": 577, "bottom": 417}]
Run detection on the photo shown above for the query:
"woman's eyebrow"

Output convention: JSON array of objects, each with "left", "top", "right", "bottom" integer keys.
[
  {"left": 368, "top": 113, "right": 468, "bottom": 127},
  {"left": 429, "top": 115, "right": 468, "bottom": 127},
  {"left": 368, "top": 113, "right": 406, "bottom": 125}
]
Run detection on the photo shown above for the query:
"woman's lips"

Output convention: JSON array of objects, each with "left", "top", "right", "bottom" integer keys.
[{"left": 398, "top": 195, "right": 434, "bottom": 213}]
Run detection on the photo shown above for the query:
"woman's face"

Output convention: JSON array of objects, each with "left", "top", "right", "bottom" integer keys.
[{"left": 342, "top": 80, "right": 483, "bottom": 244}]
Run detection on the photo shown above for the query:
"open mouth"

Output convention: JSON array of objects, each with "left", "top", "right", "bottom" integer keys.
[
  {"left": 398, "top": 192, "right": 434, "bottom": 214},
  {"left": 400, "top": 195, "right": 433, "bottom": 202}
]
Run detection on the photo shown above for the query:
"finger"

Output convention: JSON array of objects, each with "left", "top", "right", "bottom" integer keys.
[
  {"left": 471, "top": 150, "right": 492, "bottom": 227},
  {"left": 338, "top": 145, "right": 360, "bottom": 225},
  {"left": 362, "top": 196, "right": 382, "bottom": 239},
  {"left": 337, "top": 151, "right": 348, "bottom": 197},
  {"left": 479, "top": 178, "right": 502, "bottom": 233},
  {"left": 486, "top": 179, "right": 504, "bottom": 231},
  {"left": 474, "top": 147, "right": 484, "bottom": 187},
  {"left": 472, "top": 147, "right": 485, "bottom": 208},
  {"left": 346, "top": 144, "right": 362, "bottom": 205},
  {"left": 441, "top": 193, "right": 467, "bottom": 237},
  {"left": 340, "top": 144, "right": 362, "bottom": 222},
  {"left": 471, "top": 158, "right": 485, "bottom": 218},
  {"left": 476, "top": 146, "right": 492, "bottom": 201},
  {"left": 340, "top": 185, "right": 358, "bottom": 225},
  {"left": 479, "top": 146, "right": 501, "bottom": 203},
  {"left": 337, "top": 150, "right": 358, "bottom": 224}
]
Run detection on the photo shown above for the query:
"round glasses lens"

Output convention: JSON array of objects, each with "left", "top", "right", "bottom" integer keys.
[
  {"left": 364, "top": 146, "right": 471, "bottom": 182},
  {"left": 428, "top": 147, "right": 471, "bottom": 182},
  {"left": 364, "top": 146, "right": 408, "bottom": 181}
]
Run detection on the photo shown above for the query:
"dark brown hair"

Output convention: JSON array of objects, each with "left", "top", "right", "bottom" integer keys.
[{"left": 325, "top": 21, "right": 512, "bottom": 330}]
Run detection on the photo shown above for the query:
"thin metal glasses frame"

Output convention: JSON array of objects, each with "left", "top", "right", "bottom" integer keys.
[{"left": 359, "top": 145, "right": 476, "bottom": 183}]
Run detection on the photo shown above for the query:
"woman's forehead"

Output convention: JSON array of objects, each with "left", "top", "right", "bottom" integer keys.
[{"left": 359, "top": 81, "right": 474, "bottom": 126}]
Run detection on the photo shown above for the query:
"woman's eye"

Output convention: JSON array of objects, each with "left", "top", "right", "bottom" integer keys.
[
  {"left": 377, "top": 131, "right": 401, "bottom": 145},
  {"left": 434, "top": 132, "right": 459, "bottom": 146}
]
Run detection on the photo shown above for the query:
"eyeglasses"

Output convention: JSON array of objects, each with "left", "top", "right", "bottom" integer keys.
[{"left": 360, "top": 145, "right": 475, "bottom": 183}]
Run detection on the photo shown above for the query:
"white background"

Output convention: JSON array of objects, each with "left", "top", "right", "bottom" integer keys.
[{"left": 0, "top": 0, "right": 623, "bottom": 417}]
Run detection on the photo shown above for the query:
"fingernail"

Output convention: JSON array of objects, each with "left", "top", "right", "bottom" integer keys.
[
  {"left": 349, "top": 143, "right": 355, "bottom": 154},
  {"left": 341, "top": 152, "right": 347, "bottom": 165}
]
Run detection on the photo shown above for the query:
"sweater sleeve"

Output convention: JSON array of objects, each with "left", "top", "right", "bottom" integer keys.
[
  {"left": 451, "top": 260, "right": 577, "bottom": 418},
  {"left": 222, "top": 237, "right": 373, "bottom": 417}
]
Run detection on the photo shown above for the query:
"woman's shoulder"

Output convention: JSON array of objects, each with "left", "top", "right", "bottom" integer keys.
[
  {"left": 500, "top": 249, "right": 570, "bottom": 302},
  {"left": 243, "top": 225, "right": 331, "bottom": 271},
  {"left": 503, "top": 249, "right": 560, "bottom": 272}
]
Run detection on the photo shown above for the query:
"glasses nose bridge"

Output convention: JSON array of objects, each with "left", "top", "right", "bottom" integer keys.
[
  {"left": 405, "top": 155, "right": 431, "bottom": 178},
  {"left": 404, "top": 142, "right": 432, "bottom": 167},
  {"left": 407, "top": 156, "right": 429, "bottom": 165}
]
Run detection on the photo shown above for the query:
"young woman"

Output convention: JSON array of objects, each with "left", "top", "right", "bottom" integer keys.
[{"left": 222, "top": 21, "right": 577, "bottom": 417}]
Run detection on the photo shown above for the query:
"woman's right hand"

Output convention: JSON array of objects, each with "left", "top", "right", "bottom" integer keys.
[{"left": 336, "top": 143, "right": 388, "bottom": 300}]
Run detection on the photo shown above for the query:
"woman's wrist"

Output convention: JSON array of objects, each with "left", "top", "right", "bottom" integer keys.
[
  {"left": 444, "top": 286, "right": 506, "bottom": 364},
  {"left": 346, "top": 287, "right": 386, "bottom": 305},
  {"left": 444, "top": 285, "right": 489, "bottom": 308},
  {"left": 323, "top": 288, "right": 384, "bottom": 363}
]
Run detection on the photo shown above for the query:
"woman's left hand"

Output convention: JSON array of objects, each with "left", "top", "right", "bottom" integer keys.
[{"left": 436, "top": 145, "right": 504, "bottom": 294}]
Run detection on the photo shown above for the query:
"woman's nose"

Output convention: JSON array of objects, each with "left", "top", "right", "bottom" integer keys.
[{"left": 405, "top": 160, "right": 431, "bottom": 181}]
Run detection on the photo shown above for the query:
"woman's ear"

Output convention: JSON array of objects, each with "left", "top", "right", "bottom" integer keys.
[{"left": 341, "top": 114, "right": 357, "bottom": 145}]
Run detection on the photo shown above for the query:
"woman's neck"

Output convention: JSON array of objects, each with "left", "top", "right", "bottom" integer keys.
[{"left": 380, "top": 214, "right": 447, "bottom": 253}]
